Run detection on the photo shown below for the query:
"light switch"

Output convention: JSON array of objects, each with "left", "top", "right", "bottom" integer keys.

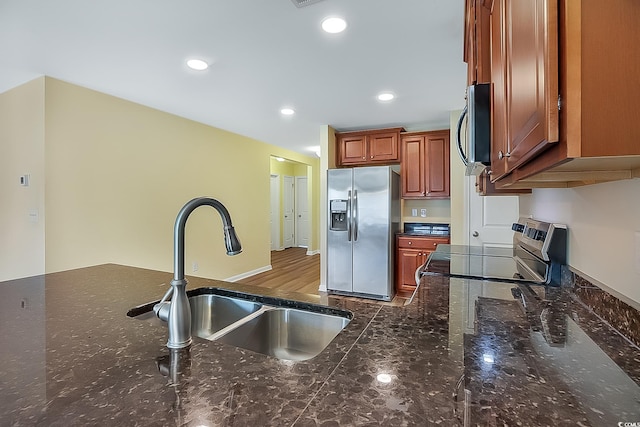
[{"left": 411, "top": 209, "right": 418, "bottom": 217}]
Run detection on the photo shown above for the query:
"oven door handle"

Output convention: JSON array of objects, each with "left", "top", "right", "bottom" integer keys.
[{"left": 415, "top": 257, "right": 429, "bottom": 286}]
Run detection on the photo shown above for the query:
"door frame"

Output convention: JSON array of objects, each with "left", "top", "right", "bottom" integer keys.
[
  {"left": 294, "top": 175, "right": 309, "bottom": 248},
  {"left": 270, "top": 174, "right": 281, "bottom": 251},
  {"left": 283, "top": 175, "right": 295, "bottom": 249}
]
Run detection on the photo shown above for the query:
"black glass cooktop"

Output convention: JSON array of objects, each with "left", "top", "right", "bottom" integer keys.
[{"left": 425, "top": 244, "right": 546, "bottom": 284}]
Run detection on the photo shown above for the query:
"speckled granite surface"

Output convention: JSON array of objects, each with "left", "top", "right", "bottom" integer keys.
[{"left": 1, "top": 264, "right": 639, "bottom": 426}]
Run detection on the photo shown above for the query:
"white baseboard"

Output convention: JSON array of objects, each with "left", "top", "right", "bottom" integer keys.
[
  {"left": 306, "top": 249, "right": 320, "bottom": 256},
  {"left": 224, "top": 265, "right": 272, "bottom": 282}
]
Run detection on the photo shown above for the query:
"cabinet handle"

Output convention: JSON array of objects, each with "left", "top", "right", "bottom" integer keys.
[{"left": 498, "top": 151, "right": 511, "bottom": 160}]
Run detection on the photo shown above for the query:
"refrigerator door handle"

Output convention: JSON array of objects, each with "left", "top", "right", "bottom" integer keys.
[
  {"left": 347, "top": 190, "right": 352, "bottom": 242},
  {"left": 353, "top": 189, "right": 358, "bottom": 241}
]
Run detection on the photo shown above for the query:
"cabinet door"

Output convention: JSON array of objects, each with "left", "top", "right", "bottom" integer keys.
[
  {"left": 339, "top": 135, "right": 367, "bottom": 165},
  {"left": 368, "top": 132, "right": 399, "bottom": 162},
  {"left": 401, "top": 135, "right": 426, "bottom": 198},
  {"left": 425, "top": 132, "right": 450, "bottom": 198},
  {"left": 489, "top": 0, "right": 510, "bottom": 179},
  {"left": 396, "top": 248, "right": 423, "bottom": 293},
  {"left": 504, "top": 0, "right": 559, "bottom": 170}
]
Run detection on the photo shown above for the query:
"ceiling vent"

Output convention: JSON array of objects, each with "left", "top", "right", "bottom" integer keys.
[{"left": 290, "top": 0, "right": 326, "bottom": 8}]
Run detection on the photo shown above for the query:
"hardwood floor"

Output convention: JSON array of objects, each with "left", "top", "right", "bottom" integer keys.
[{"left": 238, "top": 247, "right": 320, "bottom": 295}]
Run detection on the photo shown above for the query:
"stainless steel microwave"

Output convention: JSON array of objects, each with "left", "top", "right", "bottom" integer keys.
[{"left": 456, "top": 83, "right": 491, "bottom": 175}]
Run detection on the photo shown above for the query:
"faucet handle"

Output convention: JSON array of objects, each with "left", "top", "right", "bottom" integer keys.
[{"left": 153, "top": 301, "right": 171, "bottom": 322}]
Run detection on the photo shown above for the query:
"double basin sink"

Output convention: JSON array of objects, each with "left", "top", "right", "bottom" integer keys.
[{"left": 128, "top": 288, "right": 352, "bottom": 361}]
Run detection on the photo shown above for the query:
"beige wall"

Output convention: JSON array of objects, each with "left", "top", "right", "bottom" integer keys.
[
  {"left": 520, "top": 179, "right": 640, "bottom": 305},
  {"left": 449, "top": 110, "right": 466, "bottom": 245},
  {"left": 2, "top": 77, "right": 318, "bottom": 282},
  {"left": 0, "top": 78, "right": 46, "bottom": 281},
  {"left": 402, "top": 199, "right": 452, "bottom": 226}
]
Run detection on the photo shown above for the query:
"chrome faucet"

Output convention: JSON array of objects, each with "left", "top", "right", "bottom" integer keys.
[{"left": 154, "top": 197, "right": 242, "bottom": 349}]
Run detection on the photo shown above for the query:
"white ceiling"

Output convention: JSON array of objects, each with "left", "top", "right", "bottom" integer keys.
[{"left": 0, "top": 0, "right": 467, "bottom": 156}]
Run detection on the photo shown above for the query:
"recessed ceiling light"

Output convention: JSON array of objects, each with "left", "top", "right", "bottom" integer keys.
[
  {"left": 377, "top": 92, "right": 395, "bottom": 102},
  {"left": 322, "top": 17, "right": 347, "bottom": 34},
  {"left": 186, "top": 59, "right": 208, "bottom": 71},
  {"left": 280, "top": 108, "right": 295, "bottom": 116}
]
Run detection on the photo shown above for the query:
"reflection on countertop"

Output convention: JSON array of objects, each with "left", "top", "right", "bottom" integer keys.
[{"left": 1, "top": 264, "right": 639, "bottom": 425}]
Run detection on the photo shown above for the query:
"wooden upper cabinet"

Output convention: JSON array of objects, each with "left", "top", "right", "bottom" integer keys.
[
  {"left": 504, "top": 0, "right": 559, "bottom": 170},
  {"left": 489, "top": 0, "right": 509, "bottom": 179},
  {"left": 425, "top": 132, "right": 450, "bottom": 198},
  {"left": 401, "top": 130, "right": 450, "bottom": 199},
  {"left": 401, "top": 135, "right": 426, "bottom": 198},
  {"left": 488, "top": 0, "right": 640, "bottom": 189},
  {"left": 336, "top": 128, "right": 402, "bottom": 166},
  {"left": 464, "top": 0, "right": 492, "bottom": 85},
  {"left": 369, "top": 131, "right": 399, "bottom": 162},
  {"left": 339, "top": 135, "right": 367, "bottom": 165}
]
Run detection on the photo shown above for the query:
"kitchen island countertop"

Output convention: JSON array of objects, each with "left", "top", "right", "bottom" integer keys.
[{"left": 1, "top": 264, "right": 639, "bottom": 426}]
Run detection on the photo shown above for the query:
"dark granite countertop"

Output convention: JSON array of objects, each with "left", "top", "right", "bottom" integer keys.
[{"left": 1, "top": 264, "right": 639, "bottom": 426}]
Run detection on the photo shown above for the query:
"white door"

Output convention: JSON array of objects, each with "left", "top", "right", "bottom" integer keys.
[
  {"left": 467, "top": 176, "right": 519, "bottom": 248},
  {"left": 295, "top": 176, "right": 309, "bottom": 248},
  {"left": 283, "top": 176, "right": 295, "bottom": 248},
  {"left": 270, "top": 174, "right": 281, "bottom": 250}
]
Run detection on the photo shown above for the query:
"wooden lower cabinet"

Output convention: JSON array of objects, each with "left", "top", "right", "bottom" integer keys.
[{"left": 395, "top": 235, "right": 450, "bottom": 296}]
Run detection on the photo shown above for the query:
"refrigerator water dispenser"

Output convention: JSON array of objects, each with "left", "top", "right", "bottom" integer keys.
[{"left": 329, "top": 199, "right": 348, "bottom": 231}]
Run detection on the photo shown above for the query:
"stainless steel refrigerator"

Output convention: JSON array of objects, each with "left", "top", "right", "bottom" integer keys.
[{"left": 327, "top": 166, "right": 400, "bottom": 301}]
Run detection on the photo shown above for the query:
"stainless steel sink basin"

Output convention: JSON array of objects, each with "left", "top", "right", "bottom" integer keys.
[
  {"left": 189, "top": 294, "right": 263, "bottom": 339},
  {"left": 215, "top": 307, "right": 351, "bottom": 361},
  {"left": 128, "top": 288, "right": 351, "bottom": 361}
]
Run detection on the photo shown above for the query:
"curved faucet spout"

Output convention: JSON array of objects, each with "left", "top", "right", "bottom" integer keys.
[
  {"left": 162, "top": 197, "right": 242, "bottom": 349},
  {"left": 173, "top": 197, "right": 242, "bottom": 282}
]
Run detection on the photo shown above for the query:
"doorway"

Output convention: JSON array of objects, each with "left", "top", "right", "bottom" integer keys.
[
  {"left": 466, "top": 175, "right": 519, "bottom": 248},
  {"left": 269, "top": 157, "right": 312, "bottom": 252}
]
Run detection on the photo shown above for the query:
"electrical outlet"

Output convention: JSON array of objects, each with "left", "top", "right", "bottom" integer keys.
[
  {"left": 420, "top": 209, "right": 427, "bottom": 218},
  {"left": 192, "top": 261, "right": 199, "bottom": 272}
]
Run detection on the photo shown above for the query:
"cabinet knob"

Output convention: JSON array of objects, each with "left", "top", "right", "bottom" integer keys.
[
  {"left": 362, "top": 156, "right": 365, "bottom": 160},
  {"left": 498, "top": 151, "right": 511, "bottom": 160},
  {"left": 433, "top": 243, "right": 437, "bottom": 246},
  {"left": 408, "top": 241, "right": 412, "bottom": 245},
  {"left": 370, "top": 155, "right": 374, "bottom": 159}
]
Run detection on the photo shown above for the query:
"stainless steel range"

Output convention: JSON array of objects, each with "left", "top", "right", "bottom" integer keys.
[{"left": 423, "top": 218, "right": 567, "bottom": 285}]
